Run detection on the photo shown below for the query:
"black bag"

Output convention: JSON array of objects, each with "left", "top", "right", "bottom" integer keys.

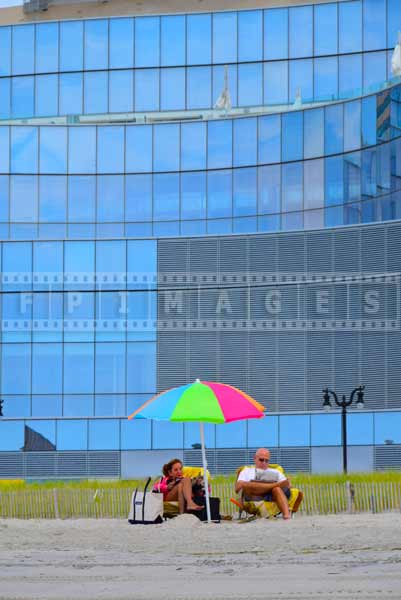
[
  {"left": 192, "top": 496, "right": 221, "bottom": 522},
  {"left": 128, "top": 477, "right": 163, "bottom": 525}
]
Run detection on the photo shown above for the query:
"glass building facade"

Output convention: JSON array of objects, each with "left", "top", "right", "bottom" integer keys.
[{"left": 0, "top": 0, "right": 400, "bottom": 477}]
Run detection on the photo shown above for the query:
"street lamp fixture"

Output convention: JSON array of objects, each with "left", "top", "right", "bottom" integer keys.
[{"left": 322, "top": 386, "right": 365, "bottom": 474}]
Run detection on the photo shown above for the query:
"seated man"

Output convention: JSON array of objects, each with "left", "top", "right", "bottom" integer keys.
[{"left": 235, "top": 448, "right": 298, "bottom": 520}]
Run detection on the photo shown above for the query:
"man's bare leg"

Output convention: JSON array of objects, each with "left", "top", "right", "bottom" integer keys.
[{"left": 271, "top": 487, "right": 291, "bottom": 519}]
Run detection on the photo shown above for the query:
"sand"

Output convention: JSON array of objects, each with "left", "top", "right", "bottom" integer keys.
[{"left": 0, "top": 513, "right": 400, "bottom": 600}]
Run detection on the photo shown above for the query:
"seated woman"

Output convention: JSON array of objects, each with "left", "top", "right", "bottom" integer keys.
[{"left": 153, "top": 458, "right": 202, "bottom": 514}]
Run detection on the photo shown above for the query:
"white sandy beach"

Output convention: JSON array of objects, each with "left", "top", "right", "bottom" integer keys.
[{"left": 0, "top": 513, "right": 400, "bottom": 600}]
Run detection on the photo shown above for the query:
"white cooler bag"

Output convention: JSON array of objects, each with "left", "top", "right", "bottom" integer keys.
[{"left": 128, "top": 477, "right": 163, "bottom": 524}]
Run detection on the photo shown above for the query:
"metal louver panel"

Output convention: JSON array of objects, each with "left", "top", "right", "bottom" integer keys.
[
  {"left": 0, "top": 452, "right": 120, "bottom": 479},
  {"left": 374, "top": 446, "right": 401, "bottom": 470}
]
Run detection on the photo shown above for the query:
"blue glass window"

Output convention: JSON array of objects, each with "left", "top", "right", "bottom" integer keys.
[
  {"left": 364, "top": 51, "right": 387, "bottom": 91},
  {"left": 11, "top": 127, "right": 38, "bottom": 174},
  {"left": 181, "top": 172, "right": 206, "bottom": 220},
  {"left": 161, "top": 15, "right": 185, "bottom": 66},
  {"left": 11, "top": 76, "right": 34, "bottom": 119},
  {"left": 89, "top": 419, "right": 119, "bottom": 450},
  {"left": 314, "top": 57, "right": 338, "bottom": 101},
  {"left": 0, "top": 175, "right": 9, "bottom": 222},
  {"left": 12, "top": 24, "right": 34, "bottom": 75},
  {"left": 68, "top": 176, "right": 95, "bottom": 222},
  {"left": 374, "top": 412, "right": 401, "bottom": 444},
  {"left": 264, "top": 62, "right": 288, "bottom": 105},
  {"left": 39, "top": 176, "right": 67, "bottom": 222},
  {"left": 63, "top": 343, "right": 94, "bottom": 394},
  {"left": 125, "top": 174, "right": 152, "bottom": 222},
  {"left": 344, "top": 101, "right": 361, "bottom": 152},
  {"left": 187, "top": 67, "right": 211, "bottom": 110},
  {"left": 64, "top": 241, "right": 95, "bottom": 291},
  {"left": 282, "top": 163, "right": 303, "bottom": 212},
  {"left": 258, "top": 115, "right": 281, "bottom": 164},
  {"left": 2, "top": 241, "right": 32, "bottom": 292},
  {"left": 97, "top": 126, "right": 124, "bottom": 174},
  {"left": 152, "top": 421, "right": 183, "bottom": 449},
  {"left": 10, "top": 175, "right": 38, "bottom": 222},
  {"left": 0, "top": 128, "right": 9, "bottom": 174},
  {"left": 135, "top": 69, "right": 159, "bottom": 112},
  {"left": 97, "top": 175, "right": 124, "bottom": 222},
  {"left": 207, "top": 170, "right": 232, "bottom": 218},
  {"left": 289, "top": 59, "right": 313, "bottom": 103},
  {"left": 2, "top": 292, "right": 31, "bottom": 342},
  {"left": 289, "top": 6, "right": 312, "bottom": 58},
  {"left": 95, "top": 395, "right": 126, "bottom": 417},
  {"left": 121, "top": 419, "right": 151, "bottom": 450},
  {"left": 347, "top": 412, "right": 374, "bottom": 445},
  {"left": 127, "top": 240, "right": 157, "bottom": 291},
  {"left": 304, "top": 158, "right": 324, "bottom": 210},
  {"left": 234, "top": 118, "right": 257, "bottom": 167},
  {"left": 208, "top": 121, "right": 232, "bottom": 169},
  {"left": 68, "top": 127, "right": 96, "bottom": 174},
  {"left": 96, "top": 240, "right": 126, "bottom": 290},
  {"left": 36, "top": 75, "right": 58, "bottom": 118},
  {"left": 0, "top": 78, "right": 10, "bottom": 119},
  {"left": 60, "top": 21, "right": 83, "bottom": 71},
  {"left": 264, "top": 9, "right": 288, "bottom": 60},
  {"left": 154, "top": 124, "right": 179, "bottom": 172},
  {"left": 304, "top": 108, "right": 324, "bottom": 159},
  {"left": 279, "top": 415, "right": 310, "bottom": 446},
  {"left": 363, "top": 0, "right": 386, "bottom": 52},
  {"left": 233, "top": 168, "right": 257, "bottom": 217},
  {"left": 32, "top": 343, "right": 62, "bottom": 394},
  {"left": 0, "top": 420, "right": 33, "bottom": 451},
  {"left": 311, "top": 414, "right": 341, "bottom": 445},
  {"left": 184, "top": 422, "right": 215, "bottom": 449},
  {"left": 1, "top": 397, "right": 30, "bottom": 419},
  {"left": 187, "top": 14, "right": 211, "bottom": 65},
  {"left": 58, "top": 420, "right": 88, "bottom": 450},
  {"left": 126, "top": 125, "right": 152, "bottom": 173},
  {"left": 32, "top": 292, "right": 63, "bottom": 341},
  {"left": 95, "top": 342, "right": 126, "bottom": 393},
  {"left": 282, "top": 112, "right": 303, "bottom": 162},
  {"left": 84, "top": 72, "right": 108, "bottom": 115},
  {"left": 126, "top": 291, "right": 156, "bottom": 342},
  {"left": 63, "top": 395, "right": 93, "bottom": 417},
  {"left": 96, "top": 291, "right": 124, "bottom": 342},
  {"left": 84, "top": 19, "right": 108, "bottom": 70},
  {"left": 339, "top": 54, "right": 362, "bottom": 98},
  {"left": 153, "top": 173, "right": 179, "bottom": 221},
  {"left": 126, "top": 341, "right": 156, "bottom": 393},
  {"left": 36, "top": 23, "right": 59, "bottom": 73},
  {"left": 0, "top": 26, "right": 11, "bottom": 76},
  {"left": 248, "top": 415, "right": 278, "bottom": 447},
  {"left": 339, "top": 1, "right": 362, "bottom": 53},
  {"left": 216, "top": 421, "right": 246, "bottom": 448},
  {"left": 238, "top": 63, "right": 262, "bottom": 106},
  {"left": 361, "top": 96, "right": 376, "bottom": 146},
  {"left": 213, "top": 12, "right": 237, "bottom": 63},
  {"left": 238, "top": 10, "right": 262, "bottom": 62},
  {"left": 109, "top": 18, "right": 134, "bottom": 69},
  {"left": 64, "top": 291, "right": 94, "bottom": 343},
  {"left": 135, "top": 17, "right": 160, "bottom": 67},
  {"left": 388, "top": 0, "right": 401, "bottom": 49},
  {"left": 109, "top": 70, "right": 134, "bottom": 113},
  {"left": 181, "top": 123, "right": 206, "bottom": 171},
  {"left": 258, "top": 165, "right": 280, "bottom": 214},
  {"left": 314, "top": 3, "right": 338, "bottom": 56},
  {"left": 1, "top": 344, "right": 31, "bottom": 394},
  {"left": 59, "top": 73, "right": 83, "bottom": 116},
  {"left": 325, "top": 156, "right": 344, "bottom": 206},
  {"left": 213, "top": 64, "right": 237, "bottom": 108},
  {"left": 160, "top": 68, "right": 185, "bottom": 111},
  {"left": 325, "top": 104, "right": 344, "bottom": 155},
  {"left": 40, "top": 127, "right": 67, "bottom": 174}
]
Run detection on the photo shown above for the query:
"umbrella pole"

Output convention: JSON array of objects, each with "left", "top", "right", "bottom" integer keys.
[{"left": 199, "top": 422, "right": 212, "bottom": 523}]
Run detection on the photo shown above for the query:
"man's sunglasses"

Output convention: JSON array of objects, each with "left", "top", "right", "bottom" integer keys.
[{"left": 257, "top": 458, "right": 269, "bottom": 463}]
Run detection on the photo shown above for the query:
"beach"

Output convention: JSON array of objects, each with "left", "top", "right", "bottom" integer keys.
[{"left": 0, "top": 513, "right": 400, "bottom": 600}]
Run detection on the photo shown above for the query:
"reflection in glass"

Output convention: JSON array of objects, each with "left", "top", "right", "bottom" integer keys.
[
  {"left": 238, "top": 10, "right": 262, "bottom": 63},
  {"left": 89, "top": 419, "right": 119, "bottom": 450},
  {"left": 279, "top": 415, "right": 310, "bottom": 446},
  {"left": 60, "top": 21, "right": 83, "bottom": 71},
  {"left": 216, "top": 421, "right": 246, "bottom": 448},
  {"left": 161, "top": 16, "right": 185, "bottom": 66},
  {"left": 0, "top": 421, "right": 25, "bottom": 451},
  {"left": 213, "top": 12, "right": 237, "bottom": 63},
  {"left": 258, "top": 115, "right": 281, "bottom": 164},
  {"left": 304, "top": 108, "right": 324, "bottom": 159},
  {"left": 109, "top": 18, "right": 134, "bottom": 69},
  {"left": 374, "top": 412, "right": 401, "bottom": 444},
  {"left": 135, "top": 17, "right": 160, "bottom": 68},
  {"left": 282, "top": 112, "right": 303, "bottom": 162},
  {"left": 314, "top": 3, "right": 337, "bottom": 56},
  {"left": 311, "top": 414, "right": 341, "bottom": 446},
  {"left": 264, "top": 62, "right": 288, "bottom": 105},
  {"left": 264, "top": 8, "right": 288, "bottom": 60},
  {"left": 289, "top": 6, "right": 312, "bottom": 59},
  {"left": 57, "top": 420, "right": 88, "bottom": 450},
  {"left": 36, "top": 23, "right": 59, "bottom": 73},
  {"left": 152, "top": 421, "right": 183, "bottom": 449},
  {"left": 339, "top": 1, "right": 362, "bottom": 54}
]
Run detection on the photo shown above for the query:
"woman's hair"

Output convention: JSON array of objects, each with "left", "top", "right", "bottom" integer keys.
[{"left": 162, "top": 458, "right": 183, "bottom": 477}]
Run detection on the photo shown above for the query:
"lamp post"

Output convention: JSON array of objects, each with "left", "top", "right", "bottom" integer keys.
[{"left": 322, "top": 386, "right": 365, "bottom": 474}]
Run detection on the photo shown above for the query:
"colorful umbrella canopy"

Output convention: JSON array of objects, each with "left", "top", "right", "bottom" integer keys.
[
  {"left": 127, "top": 380, "right": 265, "bottom": 523},
  {"left": 127, "top": 380, "right": 265, "bottom": 423}
]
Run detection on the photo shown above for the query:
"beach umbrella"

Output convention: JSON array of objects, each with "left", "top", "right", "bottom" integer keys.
[{"left": 127, "top": 379, "right": 265, "bottom": 523}]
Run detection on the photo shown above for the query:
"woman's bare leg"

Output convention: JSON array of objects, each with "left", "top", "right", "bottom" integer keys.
[{"left": 177, "top": 478, "right": 201, "bottom": 513}]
